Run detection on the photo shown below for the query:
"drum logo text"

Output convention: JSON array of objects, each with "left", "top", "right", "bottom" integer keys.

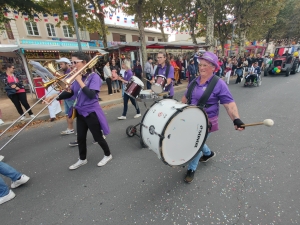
[{"left": 194, "top": 125, "right": 203, "bottom": 148}]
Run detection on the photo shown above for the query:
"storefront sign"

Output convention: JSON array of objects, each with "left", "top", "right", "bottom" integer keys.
[
  {"left": 20, "top": 39, "right": 89, "bottom": 47},
  {"left": 4, "top": 23, "right": 14, "bottom": 40},
  {"left": 26, "top": 52, "right": 60, "bottom": 59},
  {"left": 25, "top": 52, "right": 92, "bottom": 60}
]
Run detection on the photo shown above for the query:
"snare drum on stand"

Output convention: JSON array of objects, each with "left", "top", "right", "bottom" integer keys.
[
  {"left": 151, "top": 75, "right": 167, "bottom": 94},
  {"left": 140, "top": 99, "right": 209, "bottom": 167},
  {"left": 125, "top": 76, "right": 144, "bottom": 98}
]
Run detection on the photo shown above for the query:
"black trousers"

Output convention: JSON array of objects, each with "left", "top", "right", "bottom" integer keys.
[
  {"left": 106, "top": 78, "right": 113, "bottom": 94},
  {"left": 9, "top": 92, "right": 33, "bottom": 116},
  {"left": 77, "top": 112, "right": 111, "bottom": 160}
]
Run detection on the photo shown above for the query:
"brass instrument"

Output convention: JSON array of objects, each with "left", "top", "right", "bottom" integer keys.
[
  {"left": 43, "top": 61, "right": 63, "bottom": 77},
  {"left": 64, "top": 55, "right": 100, "bottom": 85}
]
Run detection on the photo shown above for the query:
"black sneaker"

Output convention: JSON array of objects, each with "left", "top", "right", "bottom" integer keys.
[
  {"left": 199, "top": 151, "right": 216, "bottom": 163},
  {"left": 69, "top": 141, "right": 78, "bottom": 147},
  {"left": 184, "top": 169, "right": 195, "bottom": 183}
]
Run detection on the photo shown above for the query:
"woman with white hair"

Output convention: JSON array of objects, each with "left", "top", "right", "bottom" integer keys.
[{"left": 117, "top": 61, "right": 141, "bottom": 120}]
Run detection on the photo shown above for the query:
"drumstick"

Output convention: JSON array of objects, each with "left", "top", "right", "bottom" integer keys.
[
  {"left": 241, "top": 119, "right": 274, "bottom": 128},
  {"left": 143, "top": 77, "right": 152, "bottom": 83}
]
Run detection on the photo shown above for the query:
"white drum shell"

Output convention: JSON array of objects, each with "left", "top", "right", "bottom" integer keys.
[{"left": 141, "top": 99, "right": 208, "bottom": 166}]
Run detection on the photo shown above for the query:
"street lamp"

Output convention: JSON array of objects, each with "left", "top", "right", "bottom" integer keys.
[{"left": 66, "top": 0, "right": 82, "bottom": 51}]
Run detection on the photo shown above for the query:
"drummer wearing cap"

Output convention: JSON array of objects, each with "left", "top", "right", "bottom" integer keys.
[
  {"left": 55, "top": 58, "right": 75, "bottom": 136},
  {"left": 181, "top": 52, "right": 245, "bottom": 183},
  {"left": 151, "top": 51, "right": 175, "bottom": 98}
]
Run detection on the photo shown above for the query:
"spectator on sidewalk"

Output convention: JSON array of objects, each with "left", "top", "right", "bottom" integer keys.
[
  {"left": 144, "top": 57, "right": 154, "bottom": 89},
  {"left": 133, "top": 61, "right": 143, "bottom": 80},
  {"left": 225, "top": 58, "right": 233, "bottom": 85},
  {"left": 0, "top": 109, "right": 4, "bottom": 125},
  {"left": 56, "top": 58, "right": 75, "bottom": 135},
  {"left": 0, "top": 64, "right": 35, "bottom": 121},
  {"left": 176, "top": 57, "right": 183, "bottom": 84},
  {"left": 110, "top": 59, "right": 122, "bottom": 93},
  {"left": 103, "top": 61, "right": 113, "bottom": 95},
  {"left": 0, "top": 161, "right": 30, "bottom": 205},
  {"left": 187, "top": 58, "right": 197, "bottom": 83},
  {"left": 170, "top": 55, "right": 180, "bottom": 86}
]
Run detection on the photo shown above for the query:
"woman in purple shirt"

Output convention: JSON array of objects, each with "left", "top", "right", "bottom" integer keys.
[
  {"left": 151, "top": 51, "right": 175, "bottom": 98},
  {"left": 117, "top": 61, "right": 141, "bottom": 120},
  {"left": 181, "top": 52, "right": 245, "bottom": 183},
  {"left": 45, "top": 52, "right": 112, "bottom": 170}
]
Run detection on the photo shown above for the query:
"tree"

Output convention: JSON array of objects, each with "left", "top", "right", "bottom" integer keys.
[{"left": 0, "top": 0, "right": 48, "bottom": 27}]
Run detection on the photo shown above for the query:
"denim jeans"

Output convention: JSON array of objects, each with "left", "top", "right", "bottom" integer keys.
[
  {"left": 188, "top": 133, "right": 211, "bottom": 171},
  {"left": 122, "top": 93, "right": 140, "bottom": 116},
  {"left": 111, "top": 80, "right": 119, "bottom": 90},
  {"left": 0, "top": 162, "right": 22, "bottom": 197}
]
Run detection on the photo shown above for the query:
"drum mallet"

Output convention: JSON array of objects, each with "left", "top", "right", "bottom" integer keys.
[{"left": 241, "top": 119, "right": 274, "bottom": 128}]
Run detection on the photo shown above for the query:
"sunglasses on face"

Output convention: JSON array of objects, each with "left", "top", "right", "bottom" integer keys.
[{"left": 71, "top": 60, "right": 83, "bottom": 65}]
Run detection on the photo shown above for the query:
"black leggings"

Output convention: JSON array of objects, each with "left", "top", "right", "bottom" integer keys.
[
  {"left": 106, "top": 78, "right": 112, "bottom": 94},
  {"left": 77, "top": 112, "right": 111, "bottom": 160},
  {"left": 9, "top": 92, "right": 33, "bottom": 116}
]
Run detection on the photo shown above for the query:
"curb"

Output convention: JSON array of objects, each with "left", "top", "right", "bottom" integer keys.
[{"left": 0, "top": 85, "right": 187, "bottom": 132}]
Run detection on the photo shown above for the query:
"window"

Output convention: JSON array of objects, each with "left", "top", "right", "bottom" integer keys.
[
  {"left": 46, "top": 23, "right": 56, "bottom": 37},
  {"left": 120, "top": 34, "right": 126, "bottom": 42},
  {"left": 158, "top": 39, "right": 162, "bottom": 42},
  {"left": 148, "top": 37, "right": 155, "bottom": 41},
  {"left": 62, "top": 25, "right": 72, "bottom": 38},
  {"left": 25, "top": 22, "right": 39, "bottom": 36}
]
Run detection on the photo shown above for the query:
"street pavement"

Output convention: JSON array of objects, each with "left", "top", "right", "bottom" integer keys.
[{"left": 0, "top": 74, "right": 300, "bottom": 225}]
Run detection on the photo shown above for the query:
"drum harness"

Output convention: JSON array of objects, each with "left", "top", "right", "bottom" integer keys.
[{"left": 186, "top": 75, "right": 220, "bottom": 129}]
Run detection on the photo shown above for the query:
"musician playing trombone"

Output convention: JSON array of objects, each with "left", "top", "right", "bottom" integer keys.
[{"left": 44, "top": 52, "right": 112, "bottom": 170}]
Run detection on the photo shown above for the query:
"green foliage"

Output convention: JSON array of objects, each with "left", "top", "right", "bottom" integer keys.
[{"left": 0, "top": 0, "right": 48, "bottom": 27}]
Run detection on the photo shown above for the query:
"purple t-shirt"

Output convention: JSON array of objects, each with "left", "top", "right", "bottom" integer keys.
[
  {"left": 154, "top": 64, "right": 175, "bottom": 96},
  {"left": 71, "top": 72, "right": 110, "bottom": 135},
  {"left": 184, "top": 75, "right": 234, "bottom": 132},
  {"left": 124, "top": 69, "right": 133, "bottom": 82}
]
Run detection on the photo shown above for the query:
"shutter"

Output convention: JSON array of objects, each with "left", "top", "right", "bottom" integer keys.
[
  {"left": 132, "top": 35, "right": 139, "bottom": 42},
  {"left": 112, "top": 33, "right": 120, "bottom": 42}
]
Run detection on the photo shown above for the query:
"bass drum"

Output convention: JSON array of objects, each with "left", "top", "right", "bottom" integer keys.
[{"left": 140, "top": 99, "right": 208, "bottom": 166}]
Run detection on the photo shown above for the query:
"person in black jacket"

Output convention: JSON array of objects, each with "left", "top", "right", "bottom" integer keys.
[{"left": 1, "top": 64, "right": 34, "bottom": 120}]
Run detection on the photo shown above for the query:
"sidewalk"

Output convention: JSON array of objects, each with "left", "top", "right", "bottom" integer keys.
[{"left": 0, "top": 79, "right": 189, "bottom": 131}]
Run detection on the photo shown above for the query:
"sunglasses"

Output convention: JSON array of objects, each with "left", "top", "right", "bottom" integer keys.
[{"left": 71, "top": 60, "right": 83, "bottom": 64}]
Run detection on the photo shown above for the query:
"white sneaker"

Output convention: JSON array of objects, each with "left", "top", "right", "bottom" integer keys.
[
  {"left": 20, "top": 116, "right": 26, "bottom": 121},
  {"left": 117, "top": 116, "right": 126, "bottom": 120},
  {"left": 11, "top": 174, "right": 30, "bottom": 188},
  {"left": 134, "top": 114, "right": 141, "bottom": 118},
  {"left": 97, "top": 155, "right": 112, "bottom": 167},
  {"left": 0, "top": 155, "right": 4, "bottom": 161},
  {"left": 69, "top": 159, "right": 87, "bottom": 170},
  {"left": 30, "top": 115, "right": 35, "bottom": 118},
  {"left": 0, "top": 190, "right": 15, "bottom": 205},
  {"left": 61, "top": 129, "right": 75, "bottom": 135},
  {"left": 0, "top": 119, "right": 4, "bottom": 125}
]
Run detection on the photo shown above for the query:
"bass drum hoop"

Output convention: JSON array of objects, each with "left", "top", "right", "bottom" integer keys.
[{"left": 158, "top": 105, "right": 209, "bottom": 166}]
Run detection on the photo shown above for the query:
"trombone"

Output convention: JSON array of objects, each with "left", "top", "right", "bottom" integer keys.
[{"left": 0, "top": 55, "right": 100, "bottom": 152}]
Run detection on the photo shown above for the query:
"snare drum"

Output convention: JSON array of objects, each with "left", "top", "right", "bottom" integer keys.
[
  {"left": 139, "top": 90, "right": 153, "bottom": 100},
  {"left": 151, "top": 75, "right": 167, "bottom": 94},
  {"left": 125, "top": 76, "right": 144, "bottom": 98},
  {"left": 141, "top": 99, "right": 208, "bottom": 166}
]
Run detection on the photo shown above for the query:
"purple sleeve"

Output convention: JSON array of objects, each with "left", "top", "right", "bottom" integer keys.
[
  {"left": 216, "top": 80, "right": 234, "bottom": 104},
  {"left": 125, "top": 70, "right": 133, "bottom": 81},
  {"left": 168, "top": 65, "right": 174, "bottom": 79},
  {"left": 88, "top": 73, "right": 100, "bottom": 92}
]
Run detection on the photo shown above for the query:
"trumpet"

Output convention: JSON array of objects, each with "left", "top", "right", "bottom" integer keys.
[
  {"left": 43, "top": 61, "right": 63, "bottom": 77},
  {"left": 0, "top": 56, "right": 100, "bottom": 152}
]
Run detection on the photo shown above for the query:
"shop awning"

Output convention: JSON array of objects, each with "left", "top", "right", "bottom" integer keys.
[
  {"left": 20, "top": 44, "right": 104, "bottom": 53},
  {"left": 0, "top": 44, "right": 20, "bottom": 52}
]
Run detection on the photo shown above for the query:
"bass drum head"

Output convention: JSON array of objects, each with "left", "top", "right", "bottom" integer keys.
[{"left": 161, "top": 106, "right": 208, "bottom": 166}]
